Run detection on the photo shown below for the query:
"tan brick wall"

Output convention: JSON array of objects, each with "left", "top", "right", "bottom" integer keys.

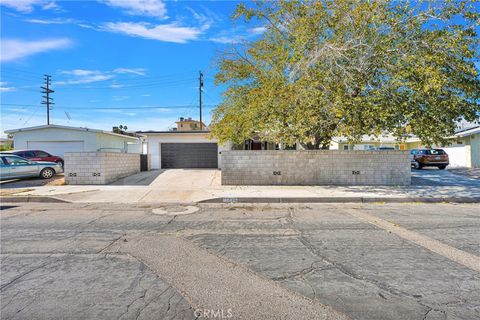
[
  {"left": 64, "top": 152, "right": 140, "bottom": 185},
  {"left": 221, "top": 150, "right": 411, "bottom": 186}
]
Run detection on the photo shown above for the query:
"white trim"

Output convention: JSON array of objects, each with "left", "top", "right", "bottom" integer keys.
[{"left": 455, "top": 126, "right": 480, "bottom": 138}]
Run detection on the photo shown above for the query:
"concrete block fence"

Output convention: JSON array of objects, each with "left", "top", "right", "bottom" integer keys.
[
  {"left": 221, "top": 150, "right": 411, "bottom": 186},
  {"left": 64, "top": 152, "right": 141, "bottom": 185}
]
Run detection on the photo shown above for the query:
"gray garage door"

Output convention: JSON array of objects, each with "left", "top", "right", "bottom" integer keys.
[{"left": 161, "top": 143, "right": 218, "bottom": 169}]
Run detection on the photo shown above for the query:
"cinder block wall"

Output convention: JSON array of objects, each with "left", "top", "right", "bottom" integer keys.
[
  {"left": 222, "top": 150, "right": 411, "bottom": 186},
  {"left": 64, "top": 152, "right": 140, "bottom": 185}
]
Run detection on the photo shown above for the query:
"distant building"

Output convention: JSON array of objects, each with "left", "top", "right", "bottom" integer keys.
[{"left": 174, "top": 117, "right": 208, "bottom": 131}]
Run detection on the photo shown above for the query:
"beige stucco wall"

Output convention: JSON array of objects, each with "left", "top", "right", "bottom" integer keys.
[
  {"left": 470, "top": 133, "right": 480, "bottom": 167},
  {"left": 145, "top": 133, "right": 231, "bottom": 169},
  {"left": 95, "top": 132, "right": 138, "bottom": 152}
]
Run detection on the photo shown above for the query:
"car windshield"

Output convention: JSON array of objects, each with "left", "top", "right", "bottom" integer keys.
[
  {"left": 427, "top": 149, "right": 446, "bottom": 155},
  {"left": 3, "top": 156, "right": 30, "bottom": 165}
]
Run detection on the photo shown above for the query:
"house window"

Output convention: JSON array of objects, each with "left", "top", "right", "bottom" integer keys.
[{"left": 343, "top": 145, "right": 349, "bottom": 150}]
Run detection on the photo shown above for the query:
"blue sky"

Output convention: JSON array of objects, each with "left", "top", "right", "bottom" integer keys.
[{"left": 1, "top": 0, "right": 263, "bottom": 136}]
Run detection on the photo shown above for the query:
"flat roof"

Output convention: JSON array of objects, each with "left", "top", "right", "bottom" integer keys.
[{"left": 5, "top": 124, "right": 139, "bottom": 140}]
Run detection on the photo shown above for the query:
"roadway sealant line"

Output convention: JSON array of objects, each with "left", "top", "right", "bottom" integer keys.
[
  {"left": 114, "top": 235, "right": 351, "bottom": 320},
  {"left": 343, "top": 208, "right": 480, "bottom": 273},
  {"left": 200, "top": 197, "right": 480, "bottom": 204}
]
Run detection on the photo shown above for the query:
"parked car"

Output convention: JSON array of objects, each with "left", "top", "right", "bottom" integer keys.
[
  {"left": 410, "top": 148, "right": 449, "bottom": 170},
  {"left": 7, "top": 150, "right": 64, "bottom": 166},
  {"left": 0, "top": 154, "right": 63, "bottom": 180}
]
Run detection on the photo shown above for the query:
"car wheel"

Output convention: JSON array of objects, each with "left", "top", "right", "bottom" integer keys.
[
  {"left": 414, "top": 161, "right": 423, "bottom": 170},
  {"left": 438, "top": 165, "right": 447, "bottom": 170},
  {"left": 40, "top": 168, "right": 55, "bottom": 179}
]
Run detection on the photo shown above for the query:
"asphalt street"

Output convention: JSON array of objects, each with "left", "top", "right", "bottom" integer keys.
[{"left": 1, "top": 202, "right": 479, "bottom": 319}]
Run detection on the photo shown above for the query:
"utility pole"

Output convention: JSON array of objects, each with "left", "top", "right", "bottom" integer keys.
[
  {"left": 41, "top": 75, "right": 54, "bottom": 125},
  {"left": 199, "top": 70, "right": 203, "bottom": 130}
]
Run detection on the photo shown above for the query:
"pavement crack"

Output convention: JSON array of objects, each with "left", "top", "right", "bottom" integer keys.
[
  {"left": 272, "top": 262, "right": 331, "bottom": 281},
  {"left": 301, "top": 274, "right": 317, "bottom": 300},
  {"left": 0, "top": 260, "right": 53, "bottom": 291},
  {"left": 421, "top": 305, "right": 433, "bottom": 320}
]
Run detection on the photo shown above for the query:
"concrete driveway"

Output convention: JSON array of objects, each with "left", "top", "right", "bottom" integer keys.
[
  {"left": 111, "top": 169, "right": 221, "bottom": 188},
  {"left": 412, "top": 168, "right": 480, "bottom": 187},
  {"left": 1, "top": 202, "right": 479, "bottom": 319}
]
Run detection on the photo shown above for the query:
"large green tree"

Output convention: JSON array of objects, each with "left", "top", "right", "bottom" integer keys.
[{"left": 211, "top": 0, "right": 480, "bottom": 149}]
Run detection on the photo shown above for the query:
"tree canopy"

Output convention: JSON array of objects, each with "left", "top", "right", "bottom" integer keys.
[{"left": 211, "top": 0, "right": 480, "bottom": 149}]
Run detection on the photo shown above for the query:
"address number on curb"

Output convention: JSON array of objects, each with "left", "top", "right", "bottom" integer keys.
[
  {"left": 273, "top": 171, "right": 281, "bottom": 175},
  {"left": 352, "top": 171, "right": 360, "bottom": 175}
]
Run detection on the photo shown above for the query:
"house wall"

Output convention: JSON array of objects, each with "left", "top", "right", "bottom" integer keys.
[
  {"left": 95, "top": 132, "right": 139, "bottom": 152},
  {"left": 337, "top": 142, "right": 400, "bottom": 151},
  {"left": 64, "top": 152, "right": 140, "bottom": 185},
  {"left": 11, "top": 128, "right": 97, "bottom": 151},
  {"left": 470, "top": 133, "right": 480, "bottom": 167},
  {"left": 145, "top": 133, "right": 231, "bottom": 169},
  {"left": 222, "top": 150, "right": 411, "bottom": 186}
]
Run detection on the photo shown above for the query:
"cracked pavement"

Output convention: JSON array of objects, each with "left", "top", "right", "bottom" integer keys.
[{"left": 1, "top": 202, "right": 479, "bottom": 319}]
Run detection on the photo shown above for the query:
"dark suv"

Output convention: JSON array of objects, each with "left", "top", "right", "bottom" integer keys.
[
  {"left": 410, "top": 149, "right": 449, "bottom": 170},
  {"left": 8, "top": 150, "right": 64, "bottom": 167}
]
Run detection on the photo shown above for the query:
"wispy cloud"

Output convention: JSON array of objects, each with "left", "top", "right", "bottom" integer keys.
[
  {"left": 1, "top": 0, "right": 42, "bottom": 13},
  {"left": 112, "top": 95, "right": 130, "bottom": 101},
  {"left": 0, "top": 82, "right": 16, "bottom": 92},
  {"left": 249, "top": 27, "right": 266, "bottom": 35},
  {"left": 102, "top": 21, "right": 202, "bottom": 43},
  {"left": 0, "top": 0, "right": 60, "bottom": 13},
  {"left": 210, "top": 26, "right": 266, "bottom": 44},
  {"left": 56, "top": 70, "right": 114, "bottom": 85},
  {"left": 113, "top": 68, "right": 146, "bottom": 76},
  {"left": 102, "top": 0, "right": 167, "bottom": 19},
  {"left": 56, "top": 67, "right": 147, "bottom": 86},
  {"left": 25, "top": 17, "right": 75, "bottom": 24},
  {"left": 0, "top": 38, "right": 72, "bottom": 62}
]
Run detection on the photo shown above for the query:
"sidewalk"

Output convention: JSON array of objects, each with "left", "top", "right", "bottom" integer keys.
[
  {"left": 4, "top": 183, "right": 480, "bottom": 204},
  {"left": 2, "top": 169, "right": 479, "bottom": 203}
]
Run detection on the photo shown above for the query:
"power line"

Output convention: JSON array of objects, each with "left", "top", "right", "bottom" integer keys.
[{"left": 0, "top": 103, "right": 217, "bottom": 110}]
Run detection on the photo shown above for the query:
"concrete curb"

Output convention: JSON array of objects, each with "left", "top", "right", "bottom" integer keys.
[
  {"left": 0, "top": 196, "right": 69, "bottom": 203},
  {"left": 200, "top": 197, "right": 480, "bottom": 204}
]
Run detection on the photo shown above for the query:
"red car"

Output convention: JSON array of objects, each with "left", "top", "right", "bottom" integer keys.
[{"left": 9, "top": 150, "right": 64, "bottom": 167}]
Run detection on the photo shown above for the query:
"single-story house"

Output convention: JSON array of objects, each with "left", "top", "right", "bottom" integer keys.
[
  {"left": 331, "top": 134, "right": 405, "bottom": 151},
  {"left": 332, "top": 125, "right": 480, "bottom": 167},
  {"left": 137, "top": 130, "right": 231, "bottom": 169},
  {"left": 5, "top": 124, "right": 141, "bottom": 157},
  {"left": 406, "top": 125, "right": 480, "bottom": 168}
]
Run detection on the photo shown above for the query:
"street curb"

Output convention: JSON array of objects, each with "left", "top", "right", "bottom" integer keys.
[
  {"left": 0, "top": 196, "right": 69, "bottom": 203},
  {"left": 200, "top": 197, "right": 480, "bottom": 204}
]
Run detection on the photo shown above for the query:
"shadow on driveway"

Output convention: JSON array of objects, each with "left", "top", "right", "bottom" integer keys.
[
  {"left": 411, "top": 167, "right": 480, "bottom": 187},
  {"left": 109, "top": 170, "right": 166, "bottom": 186}
]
